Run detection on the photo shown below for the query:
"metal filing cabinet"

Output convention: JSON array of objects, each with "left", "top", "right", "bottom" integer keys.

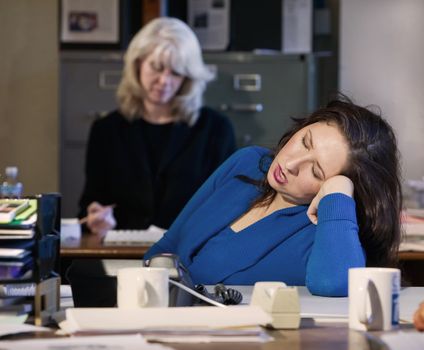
[
  {"left": 60, "top": 51, "right": 316, "bottom": 217},
  {"left": 203, "top": 52, "right": 316, "bottom": 148},
  {"left": 60, "top": 51, "right": 123, "bottom": 217}
]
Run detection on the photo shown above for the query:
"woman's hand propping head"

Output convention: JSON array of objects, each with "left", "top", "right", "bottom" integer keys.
[{"left": 307, "top": 175, "right": 354, "bottom": 225}]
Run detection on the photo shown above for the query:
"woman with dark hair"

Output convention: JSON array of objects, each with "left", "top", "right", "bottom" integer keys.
[{"left": 145, "top": 96, "right": 402, "bottom": 297}]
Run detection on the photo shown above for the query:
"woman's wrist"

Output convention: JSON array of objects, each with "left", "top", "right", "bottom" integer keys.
[{"left": 321, "top": 175, "right": 354, "bottom": 197}]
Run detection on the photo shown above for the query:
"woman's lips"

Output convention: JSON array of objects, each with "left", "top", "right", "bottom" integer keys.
[{"left": 273, "top": 164, "right": 287, "bottom": 185}]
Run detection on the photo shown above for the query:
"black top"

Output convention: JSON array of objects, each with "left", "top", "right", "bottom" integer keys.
[
  {"left": 78, "top": 107, "right": 236, "bottom": 229},
  {"left": 140, "top": 119, "right": 173, "bottom": 180}
]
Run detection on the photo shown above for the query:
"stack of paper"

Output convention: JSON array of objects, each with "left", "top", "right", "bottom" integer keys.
[
  {"left": 60, "top": 306, "right": 273, "bottom": 343},
  {"left": 0, "top": 199, "right": 37, "bottom": 239},
  {"left": 400, "top": 209, "right": 424, "bottom": 251}
]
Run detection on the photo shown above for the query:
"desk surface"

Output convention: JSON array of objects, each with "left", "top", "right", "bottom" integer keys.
[
  {"left": 61, "top": 233, "right": 424, "bottom": 260},
  {"left": 7, "top": 286, "right": 424, "bottom": 350},
  {"left": 61, "top": 234, "right": 149, "bottom": 259},
  {"left": 6, "top": 323, "right": 400, "bottom": 350},
  {"left": 60, "top": 234, "right": 424, "bottom": 286}
]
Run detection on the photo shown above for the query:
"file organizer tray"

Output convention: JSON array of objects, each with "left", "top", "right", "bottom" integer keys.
[{"left": 0, "top": 193, "right": 61, "bottom": 325}]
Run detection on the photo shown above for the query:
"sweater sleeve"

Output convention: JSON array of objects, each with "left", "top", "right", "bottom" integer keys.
[
  {"left": 305, "top": 193, "right": 365, "bottom": 297},
  {"left": 144, "top": 147, "right": 253, "bottom": 260}
]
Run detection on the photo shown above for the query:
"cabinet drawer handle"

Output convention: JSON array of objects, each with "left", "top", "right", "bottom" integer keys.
[
  {"left": 233, "top": 74, "right": 261, "bottom": 91},
  {"left": 98, "top": 70, "right": 121, "bottom": 89},
  {"left": 220, "top": 103, "right": 263, "bottom": 113}
]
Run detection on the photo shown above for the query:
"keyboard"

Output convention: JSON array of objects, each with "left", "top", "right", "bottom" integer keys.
[{"left": 103, "top": 226, "right": 166, "bottom": 246}]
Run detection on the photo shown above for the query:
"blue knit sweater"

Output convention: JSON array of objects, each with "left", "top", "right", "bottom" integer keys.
[{"left": 145, "top": 146, "right": 365, "bottom": 296}]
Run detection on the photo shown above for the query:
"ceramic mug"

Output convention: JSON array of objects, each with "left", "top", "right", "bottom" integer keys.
[
  {"left": 117, "top": 267, "right": 169, "bottom": 308},
  {"left": 348, "top": 267, "right": 400, "bottom": 331}
]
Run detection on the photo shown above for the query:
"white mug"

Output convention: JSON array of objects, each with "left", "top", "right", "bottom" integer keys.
[
  {"left": 117, "top": 267, "right": 169, "bottom": 308},
  {"left": 348, "top": 267, "right": 400, "bottom": 331}
]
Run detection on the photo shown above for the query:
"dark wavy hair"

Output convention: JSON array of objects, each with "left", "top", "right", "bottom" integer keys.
[{"left": 240, "top": 95, "right": 403, "bottom": 268}]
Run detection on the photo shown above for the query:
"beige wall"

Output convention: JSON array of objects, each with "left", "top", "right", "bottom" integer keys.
[
  {"left": 0, "top": 0, "right": 58, "bottom": 195},
  {"left": 340, "top": 0, "right": 424, "bottom": 181}
]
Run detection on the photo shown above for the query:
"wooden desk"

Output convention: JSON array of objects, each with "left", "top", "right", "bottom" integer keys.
[
  {"left": 8, "top": 286, "right": 422, "bottom": 349},
  {"left": 399, "top": 251, "right": 424, "bottom": 261},
  {"left": 399, "top": 251, "right": 424, "bottom": 286},
  {"left": 60, "top": 235, "right": 424, "bottom": 286},
  {"left": 5, "top": 322, "right": 411, "bottom": 349},
  {"left": 61, "top": 234, "right": 149, "bottom": 259}
]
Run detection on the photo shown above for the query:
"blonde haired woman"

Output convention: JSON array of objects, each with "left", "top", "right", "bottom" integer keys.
[{"left": 79, "top": 17, "right": 236, "bottom": 235}]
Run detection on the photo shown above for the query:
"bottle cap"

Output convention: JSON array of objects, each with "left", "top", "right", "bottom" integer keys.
[{"left": 5, "top": 166, "right": 18, "bottom": 178}]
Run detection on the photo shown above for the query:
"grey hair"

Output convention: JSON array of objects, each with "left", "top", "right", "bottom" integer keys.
[{"left": 116, "top": 17, "right": 215, "bottom": 126}]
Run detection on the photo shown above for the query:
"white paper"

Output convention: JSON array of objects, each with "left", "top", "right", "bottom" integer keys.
[
  {"left": 0, "top": 323, "right": 50, "bottom": 337},
  {"left": 399, "top": 241, "right": 424, "bottom": 252},
  {"left": 60, "top": 305, "right": 272, "bottom": 333},
  {"left": 188, "top": 0, "right": 230, "bottom": 50},
  {"left": 0, "top": 334, "right": 172, "bottom": 350},
  {"left": 381, "top": 331, "right": 424, "bottom": 350},
  {"left": 403, "top": 223, "right": 424, "bottom": 236},
  {"left": 225, "top": 285, "right": 424, "bottom": 323},
  {"left": 298, "top": 289, "right": 348, "bottom": 319},
  {"left": 282, "top": 0, "right": 312, "bottom": 54},
  {"left": 60, "top": 218, "right": 82, "bottom": 247}
]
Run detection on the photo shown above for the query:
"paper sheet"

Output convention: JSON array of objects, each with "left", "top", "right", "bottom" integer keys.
[
  {"left": 381, "top": 331, "right": 424, "bottom": 350},
  {"left": 282, "top": 0, "right": 312, "bottom": 53},
  {"left": 60, "top": 305, "right": 271, "bottom": 333},
  {"left": 0, "top": 334, "right": 172, "bottom": 350},
  {"left": 0, "top": 314, "right": 28, "bottom": 325},
  {"left": 187, "top": 0, "right": 230, "bottom": 50},
  {"left": 0, "top": 323, "right": 50, "bottom": 337}
]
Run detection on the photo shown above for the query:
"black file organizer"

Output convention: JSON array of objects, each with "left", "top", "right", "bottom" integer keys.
[{"left": 0, "top": 193, "right": 61, "bottom": 325}]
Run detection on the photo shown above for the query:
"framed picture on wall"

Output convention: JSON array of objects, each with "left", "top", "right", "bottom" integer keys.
[{"left": 60, "top": 0, "right": 137, "bottom": 50}]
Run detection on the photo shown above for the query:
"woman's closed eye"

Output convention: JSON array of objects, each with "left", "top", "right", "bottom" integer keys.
[
  {"left": 151, "top": 61, "right": 164, "bottom": 72},
  {"left": 302, "top": 135, "right": 309, "bottom": 149},
  {"left": 302, "top": 133, "right": 324, "bottom": 180}
]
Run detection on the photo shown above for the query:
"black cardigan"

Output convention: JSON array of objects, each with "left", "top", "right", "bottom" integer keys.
[{"left": 78, "top": 107, "right": 236, "bottom": 229}]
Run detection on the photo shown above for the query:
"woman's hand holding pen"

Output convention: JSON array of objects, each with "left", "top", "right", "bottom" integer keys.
[{"left": 80, "top": 201, "right": 116, "bottom": 236}]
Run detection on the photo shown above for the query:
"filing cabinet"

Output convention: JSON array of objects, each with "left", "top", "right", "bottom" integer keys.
[
  {"left": 203, "top": 52, "right": 316, "bottom": 148},
  {"left": 60, "top": 51, "right": 316, "bottom": 217},
  {"left": 60, "top": 51, "right": 123, "bottom": 217}
]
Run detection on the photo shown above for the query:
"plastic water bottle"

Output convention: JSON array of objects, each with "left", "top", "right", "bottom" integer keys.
[{"left": 0, "top": 166, "right": 23, "bottom": 198}]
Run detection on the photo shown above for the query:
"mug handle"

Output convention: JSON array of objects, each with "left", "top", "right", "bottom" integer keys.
[
  {"left": 358, "top": 279, "right": 382, "bottom": 329},
  {"left": 137, "top": 276, "right": 148, "bottom": 307},
  {"left": 358, "top": 279, "right": 372, "bottom": 325}
]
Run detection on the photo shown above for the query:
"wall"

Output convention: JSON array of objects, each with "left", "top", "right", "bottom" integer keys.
[
  {"left": 339, "top": 0, "right": 424, "bottom": 181},
  {"left": 0, "top": 0, "right": 59, "bottom": 195}
]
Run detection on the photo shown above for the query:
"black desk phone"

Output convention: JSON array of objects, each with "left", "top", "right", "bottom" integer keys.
[{"left": 145, "top": 253, "right": 242, "bottom": 307}]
